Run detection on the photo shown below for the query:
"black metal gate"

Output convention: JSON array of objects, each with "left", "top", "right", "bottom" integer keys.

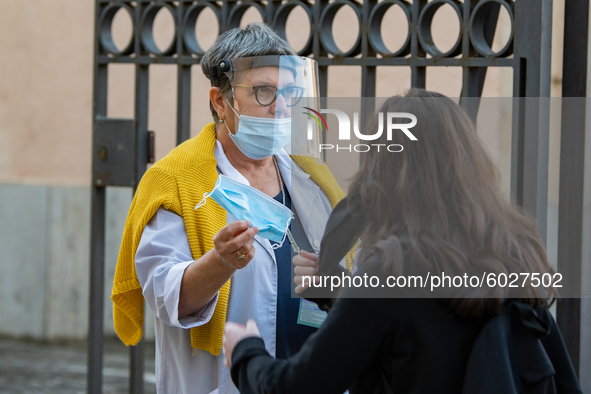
[{"left": 89, "top": 1, "right": 588, "bottom": 393}]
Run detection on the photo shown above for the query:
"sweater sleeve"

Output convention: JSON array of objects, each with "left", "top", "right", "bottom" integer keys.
[
  {"left": 112, "top": 167, "right": 180, "bottom": 346},
  {"left": 230, "top": 288, "right": 392, "bottom": 394}
]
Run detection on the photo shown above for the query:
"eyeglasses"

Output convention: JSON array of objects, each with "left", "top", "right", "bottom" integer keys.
[{"left": 234, "top": 84, "right": 305, "bottom": 107}]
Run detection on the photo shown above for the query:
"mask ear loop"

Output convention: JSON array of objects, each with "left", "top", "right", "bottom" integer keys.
[
  {"left": 223, "top": 94, "right": 243, "bottom": 138},
  {"left": 225, "top": 93, "right": 241, "bottom": 120},
  {"left": 271, "top": 230, "right": 289, "bottom": 250},
  {"left": 194, "top": 177, "right": 222, "bottom": 210},
  {"left": 271, "top": 214, "right": 293, "bottom": 250}
]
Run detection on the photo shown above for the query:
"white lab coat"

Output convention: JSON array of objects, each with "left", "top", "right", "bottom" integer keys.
[{"left": 135, "top": 141, "right": 337, "bottom": 394}]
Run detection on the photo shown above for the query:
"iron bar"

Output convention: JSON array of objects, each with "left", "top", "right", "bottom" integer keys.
[
  {"left": 126, "top": 2, "right": 152, "bottom": 392},
  {"left": 88, "top": 1, "right": 108, "bottom": 393},
  {"left": 88, "top": 186, "right": 106, "bottom": 394},
  {"left": 410, "top": 0, "right": 427, "bottom": 89},
  {"left": 558, "top": 0, "right": 590, "bottom": 388},
  {"left": 460, "top": 0, "right": 499, "bottom": 122},
  {"left": 98, "top": 54, "right": 518, "bottom": 67},
  {"left": 510, "top": 58, "right": 527, "bottom": 207},
  {"left": 177, "top": 65, "right": 192, "bottom": 145},
  {"left": 509, "top": 0, "right": 552, "bottom": 242},
  {"left": 176, "top": 1, "right": 192, "bottom": 145}
]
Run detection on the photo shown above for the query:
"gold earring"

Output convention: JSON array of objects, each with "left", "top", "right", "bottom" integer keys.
[{"left": 219, "top": 119, "right": 224, "bottom": 124}]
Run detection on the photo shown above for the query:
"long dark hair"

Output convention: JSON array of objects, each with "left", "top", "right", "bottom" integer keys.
[{"left": 348, "top": 89, "right": 556, "bottom": 317}]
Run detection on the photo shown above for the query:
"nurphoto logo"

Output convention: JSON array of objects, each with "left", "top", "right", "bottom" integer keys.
[{"left": 304, "top": 108, "right": 418, "bottom": 153}]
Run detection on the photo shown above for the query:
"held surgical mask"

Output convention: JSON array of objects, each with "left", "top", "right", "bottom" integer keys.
[
  {"left": 194, "top": 174, "right": 293, "bottom": 248},
  {"left": 224, "top": 98, "right": 291, "bottom": 160}
]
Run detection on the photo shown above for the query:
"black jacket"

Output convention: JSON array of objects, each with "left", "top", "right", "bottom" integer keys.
[
  {"left": 231, "top": 294, "right": 582, "bottom": 394},
  {"left": 231, "top": 197, "right": 582, "bottom": 394},
  {"left": 462, "top": 300, "right": 582, "bottom": 394}
]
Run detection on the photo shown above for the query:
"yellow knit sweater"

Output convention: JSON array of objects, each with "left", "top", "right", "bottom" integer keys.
[{"left": 112, "top": 122, "right": 349, "bottom": 356}]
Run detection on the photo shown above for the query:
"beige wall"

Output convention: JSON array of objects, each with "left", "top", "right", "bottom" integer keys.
[{"left": 0, "top": 1, "right": 94, "bottom": 185}]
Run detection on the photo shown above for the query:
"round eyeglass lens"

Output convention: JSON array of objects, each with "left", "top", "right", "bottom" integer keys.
[{"left": 255, "top": 86, "right": 277, "bottom": 106}]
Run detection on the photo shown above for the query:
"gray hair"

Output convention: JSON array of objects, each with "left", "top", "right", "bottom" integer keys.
[{"left": 201, "top": 23, "right": 296, "bottom": 123}]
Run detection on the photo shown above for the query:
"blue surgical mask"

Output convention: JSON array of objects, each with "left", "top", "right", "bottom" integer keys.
[
  {"left": 224, "top": 98, "right": 291, "bottom": 160},
  {"left": 194, "top": 174, "right": 293, "bottom": 248}
]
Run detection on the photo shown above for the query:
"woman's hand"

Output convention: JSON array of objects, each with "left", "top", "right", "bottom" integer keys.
[
  {"left": 213, "top": 221, "right": 259, "bottom": 270},
  {"left": 178, "top": 221, "right": 258, "bottom": 318},
  {"left": 293, "top": 250, "right": 320, "bottom": 294},
  {"left": 223, "top": 319, "right": 261, "bottom": 368}
]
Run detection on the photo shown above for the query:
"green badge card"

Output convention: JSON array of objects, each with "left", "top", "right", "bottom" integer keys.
[{"left": 297, "top": 299, "right": 328, "bottom": 328}]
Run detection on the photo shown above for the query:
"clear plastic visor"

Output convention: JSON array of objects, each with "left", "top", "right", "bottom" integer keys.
[{"left": 220, "top": 55, "right": 322, "bottom": 160}]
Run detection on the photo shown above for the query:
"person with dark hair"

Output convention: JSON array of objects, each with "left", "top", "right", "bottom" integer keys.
[
  {"left": 223, "top": 89, "right": 583, "bottom": 394},
  {"left": 111, "top": 23, "right": 347, "bottom": 393}
]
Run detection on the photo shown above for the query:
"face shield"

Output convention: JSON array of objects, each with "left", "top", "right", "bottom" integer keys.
[{"left": 210, "top": 55, "right": 323, "bottom": 160}]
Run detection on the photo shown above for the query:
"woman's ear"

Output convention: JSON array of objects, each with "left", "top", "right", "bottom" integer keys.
[{"left": 210, "top": 87, "right": 226, "bottom": 120}]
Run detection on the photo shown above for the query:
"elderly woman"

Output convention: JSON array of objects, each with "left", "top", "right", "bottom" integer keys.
[{"left": 111, "top": 23, "right": 346, "bottom": 394}]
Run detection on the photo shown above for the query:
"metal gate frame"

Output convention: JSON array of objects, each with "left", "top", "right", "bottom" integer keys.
[
  {"left": 557, "top": 0, "right": 590, "bottom": 390},
  {"left": 88, "top": 1, "right": 583, "bottom": 393}
]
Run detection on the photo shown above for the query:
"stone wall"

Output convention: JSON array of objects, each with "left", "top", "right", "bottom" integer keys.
[{"left": 0, "top": 184, "right": 156, "bottom": 341}]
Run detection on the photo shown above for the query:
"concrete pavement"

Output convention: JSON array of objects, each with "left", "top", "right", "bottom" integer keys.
[{"left": 0, "top": 337, "right": 156, "bottom": 393}]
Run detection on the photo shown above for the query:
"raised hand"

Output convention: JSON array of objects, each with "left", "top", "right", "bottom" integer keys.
[{"left": 213, "top": 221, "right": 259, "bottom": 270}]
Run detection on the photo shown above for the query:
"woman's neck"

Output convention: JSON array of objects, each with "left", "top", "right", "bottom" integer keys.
[{"left": 217, "top": 131, "right": 282, "bottom": 197}]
